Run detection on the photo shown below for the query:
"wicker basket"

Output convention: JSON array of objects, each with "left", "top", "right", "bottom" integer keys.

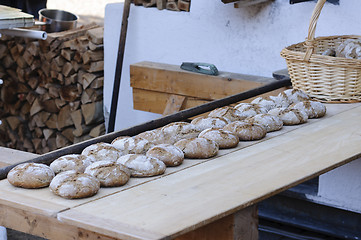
[{"left": 280, "top": 0, "right": 361, "bottom": 102}]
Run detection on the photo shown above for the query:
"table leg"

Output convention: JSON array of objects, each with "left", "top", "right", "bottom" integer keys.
[{"left": 175, "top": 205, "right": 258, "bottom": 240}]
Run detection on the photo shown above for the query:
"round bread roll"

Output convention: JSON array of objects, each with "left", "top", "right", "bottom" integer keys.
[
  {"left": 146, "top": 144, "right": 184, "bottom": 167},
  {"left": 81, "top": 142, "right": 123, "bottom": 162},
  {"left": 208, "top": 106, "right": 244, "bottom": 122},
  {"left": 269, "top": 95, "right": 291, "bottom": 108},
  {"left": 246, "top": 114, "right": 283, "bottom": 132},
  {"left": 191, "top": 116, "right": 229, "bottom": 131},
  {"left": 223, "top": 121, "right": 267, "bottom": 141},
  {"left": 84, "top": 160, "right": 130, "bottom": 187},
  {"left": 7, "top": 163, "right": 55, "bottom": 189},
  {"left": 251, "top": 97, "right": 277, "bottom": 111},
  {"left": 234, "top": 103, "right": 268, "bottom": 118},
  {"left": 278, "top": 89, "right": 309, "bottom": 104},
  {"left": 174, "top": 138, "right": 219, "bottom": 159},
  {"left": 135, "top": 128, "right": 164, "bottom": 145},
  {"left": 111, "top": 136, "right": 154, "bottom": 154},
  {"left": 117, "top": 154, "right": 166, "bottom": 177},
  {"left": 289, "top": 101, "right": 326, "bottom": 119},
  {"left": 198, "top": 128, "right": 239, "bottom": 149},
  {"left": 268, "top": 108, "right": 308, "bottom": 125},
  {"left": 160, "top": 122, "right": 201, "bottom": 144},
  {"left": 50, "top": 154, "right": 94, "bottom": 174},
  {"left": 49, "top": 171, "right": 100, "bottom": 199}
]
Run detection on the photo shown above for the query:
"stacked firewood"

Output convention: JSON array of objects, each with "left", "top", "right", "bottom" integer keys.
[
  {"left": 0, "top": 23, "right": 106, "bottom": 154},
  {"left": 133, "top": 0, "right": 191, "bottom": 11}
]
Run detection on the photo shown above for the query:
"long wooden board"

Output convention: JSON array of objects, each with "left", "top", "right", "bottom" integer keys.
[{"left": 56, "top": 104, "right": 361, "bottom": 239}]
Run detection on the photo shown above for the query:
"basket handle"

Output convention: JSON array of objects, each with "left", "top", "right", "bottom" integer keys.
[{"left": 304, "top": 0, "right": 327, "bottom": 61}]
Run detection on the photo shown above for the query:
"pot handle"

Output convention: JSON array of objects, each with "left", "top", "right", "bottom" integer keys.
[{"left": 34, "top": 21, "right": 49, "bottom": 26}]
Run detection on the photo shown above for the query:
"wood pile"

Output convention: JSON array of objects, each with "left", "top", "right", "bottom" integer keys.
[
  {"left": 133, "top": 0, "right": 191, "bottom": 11},
  {"left": 0, "top": 23, "right": 106, "bottom": 154}
]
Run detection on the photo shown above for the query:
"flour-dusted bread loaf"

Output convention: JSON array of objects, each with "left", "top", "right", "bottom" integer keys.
[
  {"left": 289, "top": 101, "right": 326, "bottom": 119},
  {"left": 234, "top": 103, "right": 268, "bottom": 118},
  {"left": 111, "top": 136, "right": 154, "bottom": 154},
  {"left": 174, "top": 138, "right": 219, "bottom": 159},
  {"left": 251, "top": 97, "right": 277, "bottom": 111},
  {"left": 7, "top": 163, "right": 55, "bottom": 189},
  {"left": 191, "top": 116, "right": 229, "bottom": 131},
  {"left": 278, "top": 89, "right": 310, "bottom": 105},
  {"left": 208, "top": 106, "right": 244, "bottom": 122},
  {"left": 49, "top": 170, "right": 100, "bottom": 199},
  {"left": 84, "top": 160, "right": 131, "bottom": 187},
  {"left": 246, "top": 114, "right": 283, "bottom": 132},
  {"left": 135, "top": 128, "right": 165, "bottom": 145},
  {"left": 117, "top": 154, "right": 166, "bottom": 177},
  {"left": 50, "top": 154, "right": 94, "bottom": 174},
  {"left": 336, "top": 38, "right": 361, "bottom": 59},
  {"left": 81, "top": 142, "right": 123, "bottom": 162},
  {"left": 160, "top": 122, "right": 201, "bottom": 144},
  {"left": 198, "top": 128, "right": 239, "bottom": 149},
  {"left": 146, "top": 144, "right": 184, "bottom": 167},
  {"left": 268, "top": 108, "right": 308, "bottom": 125},
  {"left": 223, "top": 121, "right": 267, "bottom": 141}
]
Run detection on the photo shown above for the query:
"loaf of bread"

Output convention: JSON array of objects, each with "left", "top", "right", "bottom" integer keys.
[
  {"left": 278, "top": 89, "right": 309, "bottom": 105},
  {"left": 160, "top": 122, "right": 201, "bottom": 144},
  {"left": 289, "top": 101, "right": 326, "bottom": 119},
  {"left": 81, "top": 142, "right": 123, "bottom": 162},
  {"left": 50, "top": 154, "right": 94, "bottom": 174},
  {"left": 49, "top": 170, "right": 100, "bottom": 199},
  {"left": 7, "top": 163, "right": 55, "bottom": 189},
  {"left": 174, "top": 138, "right": 219, "bottom": 159},
  {"left": 246, "top": 114, "right": 283, "bottom": 132},
  {"left": 251, "top": 97, "right": 278, "bottom": 111},
  {"left": 84, "top": 160, "right": 130, "bottom": 187},
  {"left": 268, "top": 108, "right": 308, "bottom": 125},
  {"left": 208, "top": 106, "right": 244, "bottom": 122},
  {"left": 198, "top": 128, "right": 239, "bottom": 149},
  {"left": 191, "top": 116, "right": 229, "bottom": 131},
  {"left": 223, "top": 121, "right": 267, "bottom": 141},
  {"left": 234, "top": 103, "right": 268, "bottom": 118},
  {"left": 111, "top": 136, "right": 154, "bottom": 154},
  {"left": 135, "top": 128, "right": 165, "bottom": 145},
  {"left": 146, "top": 144, "right": 184, "bottom": 167},
  {"left": 117, "top": 154, "right": 166, "bottom": 177}
]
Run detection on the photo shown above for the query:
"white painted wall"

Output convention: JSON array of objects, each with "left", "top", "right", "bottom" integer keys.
[{"left": 104, "top": 0, "right": 361, "bottom": 212}]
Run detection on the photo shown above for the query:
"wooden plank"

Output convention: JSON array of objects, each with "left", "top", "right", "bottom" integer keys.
[
  {"left": 132, "top": 87, "right": 288, "bottom": 115},
  {"left": 0, "top": 147, "right": 38, "bottom": 167},
  {"left": 162, "top": 94, "right": 186, "bottom": 116},
  {"left": 130, "top": 61, "right": 274, "bottom": 100},
  {"left": 57, "top": 104, "right": 361, "bottom": 239}
]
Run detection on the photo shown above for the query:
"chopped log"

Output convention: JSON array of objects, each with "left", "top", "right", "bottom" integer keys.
[
  {"left": 55, "top": 98, "right": 67, "bottom": 109},
  {"left": 47, "top": 83, "right": 61, "bottom": 98},
  {"left": 143, "top": 0, "right": 156, "bottom": 7},
  {"left": 61, "top": 127, "right": 75, "bottom": 143},
  {"left": 166, "top": 1, "right": 180, "bottom": 11},
  {"left": 22, "top": 50, "right": 34, "bottom": 66},
  {"left": 5, "top": 116, "right": 20, "bottom": 131},
  {"left": 32, "top": 138, "right": 42, "bottom": 152},
  {"left": 51, "top": 58, "right": 62, "bottom": 72},
  {"left": 157, "top": 0, "right": 166, "bottom": 10},
  {"left": 81, "top": 101, "right": 103, "bottom": 125},
  {"left": 34, "top": 127, "right": 43, "bottom": 138},
  {"left": 3, "top": 55, "right": 15, "bottom": 68},
  {"left": 57, "top": 105, "right": 73, "bottom": 130},
  {"left": 89, "top": 123, "right": 105, "bottom": 137},
  {"left": 16, "top": 56, "right": 28, "bottom": 68},
  {"left": 82, "top": 50, "right": 103, "bottom": 65},
  {"left": 90, "top": 77, "right": 104, "bottom": 89},
  {"left": 60, "top": 85, "right": 79, "bottom": 102},
  {"left": 69, "top": 100, "right": 80, "bottom": 111},
  {"left": 26, "top": 41, "right": 39, "bottom": 56},
  {"left": 27, "top": 77, "right": 39, "bottom": 89},
  {"left": 89, "top": 42, "right": 103, "bottom": 51},
  {"left": 56, "top": 132, "right": 70, "bottom": 148},
  {"left": 10, "top": 45, "right": 19, "bottom": 61},
  {"left": 43, "top": 129, "right": 55, "bottom": 140},
  {"left": 73, "top": 124, "right": 92, "bottom": 137},
  {"left": 30, "top": 98, "right": 43, "bottom": 116},
  {"left": 26, "top": 91, "right": 37, "bottom": 105},
  {"left": 30, "top": 59, "right": 41, "bottom": 71},
  {"left": 75, "top": 36, "right": 89, "bottom": 52},
  {"left": 41, "top": 99, "right": 59, "bottom": 113},
  {"left": 54, "top": 55, "right": 66, "bottom": 67},
  {"left": 65, "top": 73, "right": 77, "bottom": 85},
  {"left": 47, "top": 137, "right": 57, "bottom": 151},
  {"left": 84, "top": 60, "right": 104, "bottom": 73},
  {"left": 61, "top": 49, "right": 75, "bottom": 61},
  {"left": 70, "top": 109, "right": 83, "bottom": 130},
  {"left": 82, "top": 72, "right": 101, "bottom": 89},
  {"left": 178, "top": 0, "right": 190, "bottom": 11},
  {"left": 86, "top": 27, "right": 104, "bottom": 45},
  {"left": 45, "top": 114, "right": 58, "bottom": 129},
  {"left": 63, "top": 61, "right": 75, "bottom": 77}
]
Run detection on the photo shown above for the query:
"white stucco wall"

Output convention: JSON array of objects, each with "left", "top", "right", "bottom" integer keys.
[{"left": 104, "top": 0, "right": 361, "bottom": 212}]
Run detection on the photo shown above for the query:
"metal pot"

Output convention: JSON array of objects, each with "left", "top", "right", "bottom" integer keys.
[{"left": 38, "top": 9, "right": 78, "bottom": 33}]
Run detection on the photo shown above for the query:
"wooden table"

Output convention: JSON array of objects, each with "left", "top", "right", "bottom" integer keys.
[{"left": 0, "top": 103, "right": 361, "bottom": 240}]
